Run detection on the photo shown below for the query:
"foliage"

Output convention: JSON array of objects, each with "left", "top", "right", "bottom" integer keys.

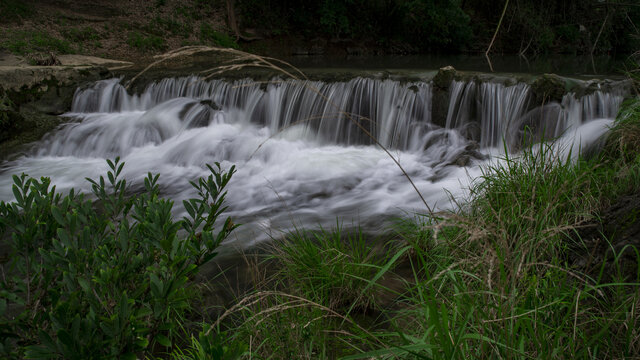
[
  {"left": 0, "top": 0, "right": 33, "bottom": 24},
  {"left": 232, "top": 0, "right": 637, "bottom": 54},
  {"left": 171, "top": 328, "right": 245, "bottom": 360},
  {"left": 465, "top": 0, "right": 640, "bottom": 55},
  {"left": 399, "top": 0, "right": 472, "bottom": 51},
  {"left": 606, "top": 97, "right": 640, "bottom": 162},
  {"left": 0, "top": 159, "right": 238, "bottom": 359}
]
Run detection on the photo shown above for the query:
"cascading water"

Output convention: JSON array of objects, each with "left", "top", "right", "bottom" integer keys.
[{"left": 0, "top": 75, "right": 627, "bottom": 246}]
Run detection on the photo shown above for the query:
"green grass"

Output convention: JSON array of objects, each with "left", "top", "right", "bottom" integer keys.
[
  {"left": 271, "top": 225, "right": 397, "bottom": 312},
  {"left": 1, "top": 30, "right": 75, "bottom": 56}
]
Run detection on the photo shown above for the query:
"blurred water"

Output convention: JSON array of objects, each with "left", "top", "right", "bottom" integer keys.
[{"left": 0, "top": 76, "right": 625, "bottom": 247}]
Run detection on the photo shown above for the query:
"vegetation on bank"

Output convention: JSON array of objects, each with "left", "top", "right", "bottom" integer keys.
[
  {"left": 0, "top": 0, "right": 638, "bottom": 60},
  {"left": 0, "top": 0, "right": 238, "bottom": 61},
  {"left": 233, "top": 0, "right": 639, "bottom": 55},
  {"left": 0, "top": 161, "right": 240, "bottom": 358}
]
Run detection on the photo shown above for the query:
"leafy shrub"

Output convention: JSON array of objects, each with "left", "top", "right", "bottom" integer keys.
[{"left": 0, "top": 159, "right": 238, "bottom": 359}]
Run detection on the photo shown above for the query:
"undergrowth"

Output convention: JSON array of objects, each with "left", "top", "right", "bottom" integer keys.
[{"left": 0, "top": 159, "right": 240, "bottom": 359}]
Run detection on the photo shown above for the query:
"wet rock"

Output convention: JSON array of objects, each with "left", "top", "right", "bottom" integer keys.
[
  {"left": 459, "top": 122, "right": 481, "bottom": 142},
  {"left": 200, "top": 99, "right": 221, "bottom": 110},
  {"left": 453, "top": 142, "right": 488, "bottom": 166},
  {"left": 431, "top": 66, "right": 460, "bottom": 128},
  {"left": 432, "top": 66, "right": 457, "bottom": 90},
  {"left": 508, "top": 102, "right": 563, "bottom": 150},
  {"left": 0, "top": 60, "right": 114, "bottom": 154},
  {"left": 530, "top": 73, "right": 568, "bottom": 104}
]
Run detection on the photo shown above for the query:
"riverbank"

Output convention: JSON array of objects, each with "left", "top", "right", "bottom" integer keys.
[{"left": 0, "top": 52, "right": 133, "bottom": 157}]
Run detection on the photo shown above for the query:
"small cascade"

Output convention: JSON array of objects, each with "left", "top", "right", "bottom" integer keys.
[
  {"left": 444, "top": 80, "right": 625, "bottom": 149},
  {"left": 71, "top": 77, "right": 433, "bottom": 150},
  {"left": 0, "top": 74, "right": 629, "bottom": 247}
]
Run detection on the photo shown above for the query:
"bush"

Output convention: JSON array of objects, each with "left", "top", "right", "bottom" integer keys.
[{"left": 0, "top": 159, "right": 238, "bottom": 359}]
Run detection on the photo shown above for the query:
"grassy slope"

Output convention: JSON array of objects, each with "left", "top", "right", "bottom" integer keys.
[{"left": 0, "top": 0, "right": 233, "bottom": 62}]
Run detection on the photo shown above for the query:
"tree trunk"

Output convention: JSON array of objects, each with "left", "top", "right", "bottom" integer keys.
[{"left": 226, "top": 0, "right": 240, "bottom": 40}]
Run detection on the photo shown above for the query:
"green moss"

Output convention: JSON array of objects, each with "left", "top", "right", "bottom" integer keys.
[
  {"left": 126, "top": 31, "right": 167, "bottom": 52},
  {"left": 199, "top": 23, "right": 238, "bottom": 49}
]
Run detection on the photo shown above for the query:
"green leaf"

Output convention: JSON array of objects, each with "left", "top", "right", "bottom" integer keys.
[
  {"left": 57, "top": 329, "right": 74, "bottom": 348},
  {"left": 50, "top": 207, "right": 64, "bottom": 227},
  {"left": 150, "top": 273, "right": 163, "bottom": 298},
  {"left": 122, "top": 352, "right": 136, "bottom": 360},
  {"left": 38, "top": 330, "right": 57, "bottom": 351},
  {"left": 134, "top": 336, "right": 149, "bottom": 349},
  {"left": 12, "top": 184, "right": 23, "bottom": 205},
  {"left": 77, "top": 278, "right": 91, "bottom": 293},
  {"left": 156, "top": 334, "right": 171, "bottom": 347},
  {"left": 119, "top": 292, "right": 131, "bottom": 325}
]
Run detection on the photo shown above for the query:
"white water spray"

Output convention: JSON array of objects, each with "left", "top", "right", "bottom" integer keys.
[{"left": 0, "top": 76, "right": 626, "bottom": 246}]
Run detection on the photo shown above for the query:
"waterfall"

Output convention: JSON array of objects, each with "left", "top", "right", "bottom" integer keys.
[
  {"left": 0, "top": 75, "right": 628, "bottom": 246},
  {"left": 71, "top": 77, "right": 433, "bottom": 150},
  {"left": 444, "top": 80, "right": 625, "bottom": 149}
]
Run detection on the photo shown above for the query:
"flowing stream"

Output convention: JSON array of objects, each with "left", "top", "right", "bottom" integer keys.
[{"left": 0, "top": 75, "right": 627, "bottom": 247}]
